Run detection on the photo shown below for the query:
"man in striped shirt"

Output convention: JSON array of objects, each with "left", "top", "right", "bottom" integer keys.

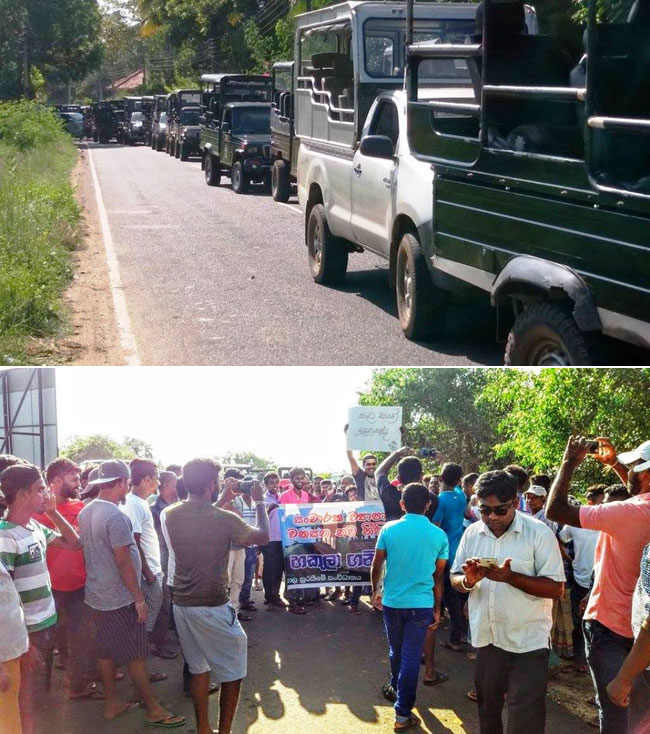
[{"left": 0, "top": 463, "right": 82, "bottom": 734}]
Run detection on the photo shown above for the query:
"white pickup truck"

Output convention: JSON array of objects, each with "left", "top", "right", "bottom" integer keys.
[{"left": 298, "top": 85, "right": 473, "bottom": 340}]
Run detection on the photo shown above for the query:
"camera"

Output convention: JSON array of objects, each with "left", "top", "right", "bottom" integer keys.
[
  {"left": 419, "top": 448, "right": 438, "bottom": 458},
  {"left": 237, "top": 480, "right": 254, "bottom": 494},
  {"left": 585, "top": 440, "right": 600, "bottom": 453}
]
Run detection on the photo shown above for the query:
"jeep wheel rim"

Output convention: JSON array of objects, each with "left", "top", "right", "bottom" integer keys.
[
  {"left": 529, "top": 340, "right": 570, "bottom": 367},
  {"left": 312, "top": 222, "right": 322, "bottom": 267},
  {"left": 233, "top": 166, "right": 240, "bottom": 189},
  {"left": 272, "top": 166, "right": 278, "bottom": 196},
  {"left": 205, "top": 157, "right": 210, "bottom": 181}
]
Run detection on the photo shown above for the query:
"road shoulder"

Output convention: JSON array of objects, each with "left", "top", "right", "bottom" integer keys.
[{"left": 62, "top": 145, "right": 126, "bottom": 365}]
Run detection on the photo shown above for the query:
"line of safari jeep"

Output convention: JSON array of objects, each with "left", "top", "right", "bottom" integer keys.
[{"left": 138, "top": 0, "right": 650, "bottom": 367}]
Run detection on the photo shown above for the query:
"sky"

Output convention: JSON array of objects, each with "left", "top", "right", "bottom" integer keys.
[{"left": 55, "top": 367, "right": 376, "bottom": 473}]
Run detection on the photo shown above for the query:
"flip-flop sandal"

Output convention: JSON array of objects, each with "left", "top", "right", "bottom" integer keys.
[
  {"left": 467, "top": 690, "right": 478, "bottom": 702},
  {"left": 152, "top": 648, "right": 177, "bottom": 660},
  {"left": 423, "top": 671, "right": 449, "bottom": 686},
  {"left": 145, "top": 714, "right": 186, "bottom": 728},
  {"left": 148, "top": 672, "right": 168, "bottom": 683},
  {"left": 394, "top": 714, "right": 420, "bottom": 731},
  {"left": 70, "top": 684, "right": 106, "bottom": 700},
  {"left": 103, "top": 701, "right": 140, "bottom": 721},
  {"left": 440, "top": 641, "right": 463, "bottom": 653}
]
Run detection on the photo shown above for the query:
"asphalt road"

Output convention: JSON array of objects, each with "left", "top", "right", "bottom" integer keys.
[
  {"left": 35, "top": 589, "right": 593, "bottom": 734},
  {"left": 86, "top": 142, "right": 503, "bottom": 365}
]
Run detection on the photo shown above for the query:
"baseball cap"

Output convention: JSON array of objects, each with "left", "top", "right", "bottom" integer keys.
[
  {"left": 87, "top": 460, "right": 131, "bottom": 486},
  {"left": 524, "top": 485, "right": 547, "bottom": 498},
  {"left": 618, "top": 440, "right": 650, "bottom": 473}
]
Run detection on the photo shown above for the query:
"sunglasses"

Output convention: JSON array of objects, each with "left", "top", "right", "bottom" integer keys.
[{"left": 478, "top": 502, "right": 513, "bottom": 517}]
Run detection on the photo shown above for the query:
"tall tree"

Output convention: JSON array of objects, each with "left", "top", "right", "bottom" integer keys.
[{"left": 60, "top": 434, "right": 155, "bottom": 464}]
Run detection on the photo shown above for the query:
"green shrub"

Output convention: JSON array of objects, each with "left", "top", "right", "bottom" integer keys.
[
  {"left": 0, "top": 100, "right": 79, "bottom": 363},
  {"left": 0, "top": 100, "right": 69, "bottom": 151}
]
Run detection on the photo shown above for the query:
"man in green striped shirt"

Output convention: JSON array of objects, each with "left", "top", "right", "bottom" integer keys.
[{"left": 0, "top": 463, "right": 81, "bottom": 734}]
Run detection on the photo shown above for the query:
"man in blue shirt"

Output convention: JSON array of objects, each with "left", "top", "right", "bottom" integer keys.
[
  {"left": 371, "top": 483, "right": 449, "bottom": 732},
  {"left": 434, "top": 462, "right": 470, "bottom": 652}
]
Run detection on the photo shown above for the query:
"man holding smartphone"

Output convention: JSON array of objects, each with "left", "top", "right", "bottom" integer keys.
[{"left": 451, "top": 470, "right": 565, "bottom": 734}]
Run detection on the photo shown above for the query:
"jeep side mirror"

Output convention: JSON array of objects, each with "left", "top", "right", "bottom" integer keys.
[{"left": 359, "top": 135, "right": 394, "bottom": 160}]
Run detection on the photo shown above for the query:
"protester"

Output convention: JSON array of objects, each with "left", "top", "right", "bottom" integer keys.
[
  {"left": 505, "top": 464, "right": 530, "bottom": 512},
  {"left": 33, "top": 458, "right": 99, "bottom": 699},
  {"left": 260, "top": 472, "right": 285, "bottom": 610},
  {"left": 452, "top": 470, "right": 565, "bottom": 734},
  {"left": 150, "top": 470, "right": 178, "bottom": 659},
  {"left": 605, "top": 484, "right": 631, "bottom": 502},
  {"left": 524, "top": 485, "right": 558, "bottom": 532},
  {"left": 77, "top": 460, "right": 184, "bottom": 727},
  {"left": 546, "top": 436, "right": 650, "bottom": 734},
  {"left": 376, "top": 446, "right": 440, "bottom": 522},
  {"left": 0, "top": 464, "right": 83, "bottom": 734},
  {"left": 558, "top": 491, "right": 600, "bottom": 673},
  {"left": 345, "top": 429, "right": 379, "bottom": 501},
  {"left": 121, "top": 458, "right": 168, "bottom": 673},
  {"left": 163, "top": 458, "right": 269, "bottom": 734},
  {"left": 586, "top": 484, "right": 607, "bottom": 505},
  {"left": 0, "top": 551, "right": 29, "bottom": 734},
  {"left": 434, "top": 462, "right": 469, "bottom": 653},
  {"left": 371, "top": 482, "right": 448, "bottom": 732},
  {"left": 280, "top": 468, "right": 311, "bottom": 614},
  {"left": 607, "top": 540, "right": 650, "bottom": 733},
  {"left": 237, "top": 484, "right": 259, "bottom": 614}
]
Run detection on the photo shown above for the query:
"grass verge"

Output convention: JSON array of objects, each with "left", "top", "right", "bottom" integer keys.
[{"left": 0, "top": 101, "right": 80, "bottom": 364}]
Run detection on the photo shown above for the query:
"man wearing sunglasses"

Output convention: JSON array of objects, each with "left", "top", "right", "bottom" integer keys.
[{"left": 451, "top": 470, "right": 565, "bottom": 734}]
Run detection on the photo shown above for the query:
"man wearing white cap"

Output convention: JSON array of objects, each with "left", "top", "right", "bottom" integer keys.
[
  {"left": 524, "top": 485, "right": 557, "bottom": 533},
  {"left": 546, "top": 436, "right": 650, "bottom": 734}
]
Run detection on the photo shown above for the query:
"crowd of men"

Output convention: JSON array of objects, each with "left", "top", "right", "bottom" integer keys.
[{"left": 0, "top": 433, "right": 649, "bottom": 734}]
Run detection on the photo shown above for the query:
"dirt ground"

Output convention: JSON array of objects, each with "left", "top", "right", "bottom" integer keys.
[
  {"left": 548, "top": 660, "right": 599, "bottom": 729},
  {"left": 32, "top": 145, "right": 126, "bottom": 365},
  {"left": 33, "top": 592, "right": 594, "bottom": 734}
]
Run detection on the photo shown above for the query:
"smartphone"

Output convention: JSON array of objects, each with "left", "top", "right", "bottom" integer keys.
[
  {"left": 585, "top": 440, "right": 600, "bottom": 453},
  {"left": 476, "top": 558, "right": 499, "bottom": 570}
]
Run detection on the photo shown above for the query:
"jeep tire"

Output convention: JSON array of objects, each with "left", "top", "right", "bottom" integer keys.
[
  {"left": 204, "top": 153, "right": 221, "bottom": 186},
  {"left": 174, "top": 140, "right": 180, "bottom": 158},
  {"left": 395, "top": 232, "right": 441, "bottom": 340},
  {"left": 504, "top": 302, "right": 593, "bottom": 366},
  {"left": 271, "top": 159, "right": 291, "bottom": 202},
  {"left": 306, "top": 203, "right": 348, "bottom": 285},
  {"left": 231, "top": 161, "right": 249, "bottom": 194},
  {"left": 180, "top": 143, "right": 188, "bottom": 161}
]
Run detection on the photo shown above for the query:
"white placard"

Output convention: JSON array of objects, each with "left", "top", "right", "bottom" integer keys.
[{"left": 346, "top": 406, "right": 403, "bottom": 452}]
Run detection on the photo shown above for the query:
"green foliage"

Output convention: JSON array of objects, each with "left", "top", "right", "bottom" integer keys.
[
  {"left": 245, "top": 17, "right": 294, "bottom": 72},
  {"left": 0, "top": 101, "right": 80, "bottom": 363},
  {"left": 60, "top": 434, "right": 155, "bottom": 463},
  {"left": 0, "top": 100, "right": 69, "bottom": 150},
  {"left": 359, "top": 368, "right": 650, "bottom": 492}
]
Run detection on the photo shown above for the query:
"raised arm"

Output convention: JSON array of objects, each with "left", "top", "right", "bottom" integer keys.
[
  {"left": 376, "top": 446, "right": 413, "bottom": 482},
  {"left": 344, "top": 424, "right": 361, "bottom": 474},
  {"left": 42, "top": 490, "right": 81, "bottom": 550},
  {"left": 546, "top": 435, "right": 587, "bottom": 527}
]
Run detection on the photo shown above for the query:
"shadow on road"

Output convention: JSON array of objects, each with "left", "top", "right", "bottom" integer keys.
[{"left": 330, "top": 267, "right": 502, "bottom": 365}]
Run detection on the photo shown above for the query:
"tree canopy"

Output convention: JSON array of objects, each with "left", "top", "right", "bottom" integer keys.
[
  {"left": 60, "top": 433, "right": 155, "bottom": 463},
  {"left": 358, "top": 368, "right": 650, "bottom": 491}
]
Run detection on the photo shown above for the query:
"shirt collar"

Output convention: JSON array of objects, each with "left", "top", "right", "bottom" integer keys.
[{"left": 477, "top": 508, "right": 523, "bottom": 537}]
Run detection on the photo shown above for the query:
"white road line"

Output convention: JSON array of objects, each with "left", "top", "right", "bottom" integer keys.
[
  {"left": 86, "top": 145, "right": 141, "bottom": 366},
  {"left": 277, "top": 202, "right": 302, "bottom": 215}
]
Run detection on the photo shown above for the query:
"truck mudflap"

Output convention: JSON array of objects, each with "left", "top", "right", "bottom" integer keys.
[{"left": 491, "top": 256, "right": 602, "bottom": 333}]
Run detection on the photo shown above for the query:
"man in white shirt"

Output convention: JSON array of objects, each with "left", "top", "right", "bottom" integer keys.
[
  {"left": 524, "top": 485, "right": 558, "bottom": 533},
  {"left": 451, "top": 470, "right": 565, "bottom": 734},
  {"left": 559, "top": 519, "right": 598, "bottom": 673},
  {"left": 121, "top": 459, "right": 165, "bottom": 650}
]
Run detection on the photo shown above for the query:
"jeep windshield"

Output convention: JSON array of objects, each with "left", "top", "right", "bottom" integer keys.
[
  {"left": 232, "top": 107, "right": 270, "bottom": 136},
  {"left": 364, "top": 18, "right": 475, "bottom": 82},
  {"left": 181, "top": 109, "right": 200, "bottom": 125}
]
